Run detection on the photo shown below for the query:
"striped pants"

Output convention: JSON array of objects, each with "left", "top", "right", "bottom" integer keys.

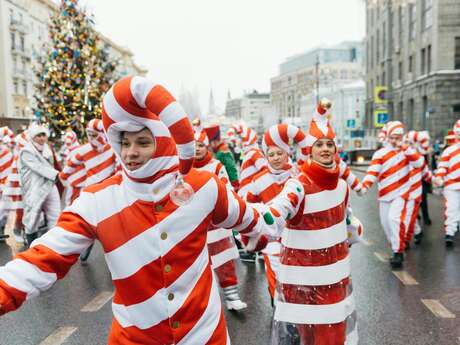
[{"left": 404, "top": 199, "right": 422, "bottom": 242}]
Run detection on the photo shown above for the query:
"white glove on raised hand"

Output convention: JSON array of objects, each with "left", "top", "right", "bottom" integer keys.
[{"left": 433, "top": 177, "right": 444, "bottom": 187}]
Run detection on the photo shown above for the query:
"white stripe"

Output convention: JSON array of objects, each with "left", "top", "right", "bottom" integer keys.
[
  {"left": 269, "top": 126, "right": 290, "bottom": 153},
  {"left": 373, "top": 252, "right": 389, "bottom": 262},
  {"left": 38, "top": 326, "right": 78, "bottom": 345},
  {"left": 81, "top": 291, "right": 114, "bottom": 312},
  {"left": 85, "top": 164, "right": 116, "bottom": 187},
  {"left": 159, "top": 101, "right": 188, "bottom": 127},
  {"left": 176, "top": 141, "right": 196, "bottom": 159},
  {"left": 207, "top": 228, "right": 233, "bottom": 244},
  {"left": 0, "top": 258, "right": 57, "bottom": 298},
  {"left": 421, "top": 299, "right": 456, "bottom": 318},
  {"left": 177, "top": 271, "right": 222, "bottom": 345},
  {"left": 214, "top": 188, "right": 240, "bottom": 229},
  {"left": 275, "top": 293, "right": 355, "bottom": 324},
  {"left": 112, "top": 245, "right": 210, "bottom": 329},
  {"left": 84, "top": 148, "right": 114, "bottom": 171},
  {"left": 392, "top": 270, "right": 419, "bottom": 285},
  {"left": 130, "top": 76, "right": 157, "bottom": 108},
  {"left": 278, "top": 255, "right": 350, "bottom": 286},
  {"left": 282, "top": 219, "right": 347, "bottom": 250},
  {"left": 32, "top": 227, "right": 93, "bottom": 256},
  {"left": 211, "top": 246, "right": 239, "bottom": 268},
  {"left": 106, "top": 179, "right": 217, "bottom": 280},
  {"left": 304, "top": 179, "right": 347, "bottom": 214}
]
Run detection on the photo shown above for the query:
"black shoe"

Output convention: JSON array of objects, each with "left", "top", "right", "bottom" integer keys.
[
  {"left": 404, "top": 241, "right": 410, "bottom": 251},
  {"left": 445, "top": 235, "right": 454, "bottom": 248},
  {"left": 239, "top": 252, "right": 256, "bottom": 263},
  {"left": 390, "top": 252, "right": 404, "bottom": 269},
  {"left": 414, "top": 232, "right": 423, "bottom": 245},
  {"left": 424, "top": 219, "right": 432, "bottom": 226}
]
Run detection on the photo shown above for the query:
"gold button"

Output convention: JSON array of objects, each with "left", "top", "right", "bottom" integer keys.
[
  {"left": 172, "top": 321, "right": 180, "bottom": 329},
  {"left": 153, "top": 188, "right": 160, "bottom": 195},
  {"left": 155, "top": 204, "right": 163, "bottom": 212},
  {"left": 168, "top": 293, "right": 174, "bottom": 301},
  {"left": 164, "top": 264, "right": 172, "bottom": 273},
  {"left": 160, "top": 232, "right": 168, "bottom": 240}
]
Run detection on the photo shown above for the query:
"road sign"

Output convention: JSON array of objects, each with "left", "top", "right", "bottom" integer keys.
[
  {"left": 374, "top": 109, "right": 389, "bottom": 128},
  {"left": 374, "top": 86, "right": 387, "bottom": 104},
  {"left": 346, "top": 119, "right": 356, "bottom": 128}
]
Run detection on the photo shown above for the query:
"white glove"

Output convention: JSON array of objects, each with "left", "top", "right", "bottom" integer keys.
[
  {"left": 356, "top": 187, "right": 367, "bottom": 197},
  {"left": 433, "top": 177, "right": 444, "bottom": 187}
]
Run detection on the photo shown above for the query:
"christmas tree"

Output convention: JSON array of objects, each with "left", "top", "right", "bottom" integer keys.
[{"left": 33, "top": 0, "right": 118, "bottom": 139}]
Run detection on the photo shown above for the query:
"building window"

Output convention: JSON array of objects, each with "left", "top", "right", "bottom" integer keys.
[
  {"left": 376, "top": 29, "right": 380, "bottom": 62},
  {"left": 15, "top": 107, "right": 20, "bottom": 117},
  {"left": 371, "top": 35, "right": 374, "bottom": 68},
  {"left": 422, "top": 96, "right": 428, "bottom": 128},
  {"left": 408, "top": 99, "right": 414, "bottom": 129},
  {"left": 455, "top": 37, "right": 460, "bottom": 69},
  {"left": 398, "top": 5, "right": 404, "bottom": 47},
  {"left": 13, "top": 55, "right": 18, "bottom": 71},
  {"left": 409, "top": 4, "right": 416, "bottom": 40},
  {"left": 382, "top": 71, "right": 386, "bottom": 85},
  {"left": 22, "top": 81, "right": 27, "bottom": 96},
  {"left": 13, "top": 79, "right": 19, "bottom": 94},
  {"left": 421, "top": 48, "right": 426, "bottom": 75},
  {"left": 9, "top": 9, "right": 14, "bottom": 24},
  {"left": 409, "top": 55, "right": 413, "bottom": 74},
  {"left": 20, "top": 35, "right": 25, "bottom": 51},
  {"left": 382, "top": 22, "right": 386, "bottom": 58},
  {"left": 398, "top": 61, "right": 403, "bottom": 81},
  {"left": 422, "top": 0, "right": 432, "bottom": 30},
  {"left": 10, "top": 32, "right": 15, "bottom": 50},
  {"left": 427, "top": 45, "right": 432, "bottom": 73}
]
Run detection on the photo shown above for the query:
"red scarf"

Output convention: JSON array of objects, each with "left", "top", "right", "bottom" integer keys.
[
  {"left": 193, "top": 151, "right": 212, "bottom": 168},
  {"left": 301, "top": 159, "right": 339, "bottom": 190}
]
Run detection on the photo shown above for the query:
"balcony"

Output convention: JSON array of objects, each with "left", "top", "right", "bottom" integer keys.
[
  {"left": 11, "top": 45, "right": 31, "bottom": 59},
  {"left": 9, "top": 19, "right": 28, "bottom": 34}
]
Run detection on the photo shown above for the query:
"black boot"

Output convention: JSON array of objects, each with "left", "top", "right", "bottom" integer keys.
[
  {"left": 404, "top": 241, "right": 410, "bottom": 251},
  {"left": 25, "top": 233, "right": 38, "bottom": 248},
  {"left": 414, "top": 232, "right": 423, "bottom": 245},
  {"left": 390, "top": 252, "right": 404, "bottom": 269},
  {"left": 445, "top": 235, "right": 454, "bottom": 248},
  {"left": 0, "top": 217, "right": 8, "bottom": 243}
]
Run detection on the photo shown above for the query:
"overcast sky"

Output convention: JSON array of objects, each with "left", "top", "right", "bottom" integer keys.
[{"left": 79, "top": 0, "right": 365, "bottom": 113}]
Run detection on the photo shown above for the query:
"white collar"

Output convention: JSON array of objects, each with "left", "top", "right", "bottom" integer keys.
[{"left": 121, "top": 170, "right": 177, "bottom": 202}]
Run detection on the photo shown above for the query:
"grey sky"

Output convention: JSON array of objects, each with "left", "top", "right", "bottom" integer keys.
[{"left": 80, "top": 0, "right": 365, "bottom": 113}]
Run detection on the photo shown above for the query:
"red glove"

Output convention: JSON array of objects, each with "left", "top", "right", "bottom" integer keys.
[{"left": 240, "top": 233, "right": 268, "bottom": 252}]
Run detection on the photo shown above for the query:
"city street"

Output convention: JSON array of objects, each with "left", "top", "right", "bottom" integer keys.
[{"left": 0, "top": 172, "right": 460, "bottom": 345}]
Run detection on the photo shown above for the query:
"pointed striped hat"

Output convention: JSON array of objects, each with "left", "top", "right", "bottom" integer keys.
[
  {"left": 102, "top": 76, "right": 195, "bottom": 176},
  {"left": 305, "top": 100, "right": 336, "bottom": 152},
  {"left": 262, "top": 124, "right": 309, "bottom": 164}
]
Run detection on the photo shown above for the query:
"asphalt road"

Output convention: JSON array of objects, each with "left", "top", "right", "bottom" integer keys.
[{"left": 1, "top": 172, "right": 460, "bottom": 345}]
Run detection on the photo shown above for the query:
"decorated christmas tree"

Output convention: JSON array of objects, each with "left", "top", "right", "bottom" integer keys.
[{"left": 33, "top": 0, "right": 118, "bottom": 139}]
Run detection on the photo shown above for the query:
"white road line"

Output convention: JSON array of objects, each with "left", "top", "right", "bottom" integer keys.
[
  {"left": 38, "top": 326, "right": 77, "bottom": 345},
  {"left": 81, "top": 291, "right": 114, "bottom": 312},
  {"left": 373, "top": 252, "right": 389, "bottom": 262},
  {"left": 361, "top": 238, "right": 372, "bottom": 246},
  {"left": 392, "top": 271, "right": 419, "bottom": 285},
  {"left": 421, "top": 299, "right": 456, "bottom": 319}
]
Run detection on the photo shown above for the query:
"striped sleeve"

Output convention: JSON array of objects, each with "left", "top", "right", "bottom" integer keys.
[
  {"left": 435, "top": 149, "right": 450, "bottom": 178},
  {"left": 0, "top": 148, "right": 13, "bottom": 187},
  {"left": 0, "top": 192, "right": 97, "bottom": 314},
  {"left": 422, "top": 163, "right": 433, "bottom": 183},
  {"left": 362, "top": 151, "right": 382, "bottom": 189},
  {"left": 211, "top": 176, "right": 262, "bottom": 237},
  {"left": 59, "top": 150, "right": 84, "bottom": 181},
  {"left": 404, "top": 147, "right": 424, "bottom": 168},
  {"left": 215, "top": 163, "right": 230, "bottom": 188},
  {"left": 339, "top": 159, "right": 362, "bottom": 192}
]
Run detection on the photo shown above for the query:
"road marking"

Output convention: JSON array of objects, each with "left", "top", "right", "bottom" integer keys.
[
  {"left": 421, "top": 299, "right": 456, "bottom": 319},
  {"left": 361, "top": 238, "right": 372, "bottom": 246},
  {"left": 81, "top": 291, "right": 114, "bottom": 312},
  {"left": 392, "top": 271, "right": 419, "bottom": 285},
  {"left": 374, "top": 252, "right": 389, "bottom": 262},
  {"left": 39, "top": 326, "right": 77, "bottom": 345}
]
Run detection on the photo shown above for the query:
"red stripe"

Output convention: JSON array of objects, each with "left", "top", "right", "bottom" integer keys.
[
  {"left": 145, "top": 85, "right": 175, "bottom": 115},
  {"left": 288, "top": 200, "right": 347, "bottom": 230},
  {"left": 280, "top": 242, "right": 349, "bottom": 267}
]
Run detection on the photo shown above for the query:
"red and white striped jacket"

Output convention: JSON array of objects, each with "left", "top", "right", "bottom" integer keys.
[
  {"left": 59, "top": 143, "right": 117, "bottom": 188},
  {"left": 0, "top": 168, "right": 265, "bottom": 344},
  {"left": 193, "top": 153, "right": 239, "bottom": 269},
  {"left": 0, "top": 145, "right": 13, "bottom": 192},
  {"left": 266, "top": 160, "right": 357, "bottom": 343},
  {"left": 407, "top": 161, "right": 432, "bottom": 201},
  {"left": 435, "top": 142, "right": 460, "bottom": 190},
  {"left": 238, "top": 147, "right": 267, "bottom": 197},
  {"left": 339, "top": 159, "right": 363, "bottom": 193},
  {"left": 362, "top": 145, "right": 424, "bottom": 201}
]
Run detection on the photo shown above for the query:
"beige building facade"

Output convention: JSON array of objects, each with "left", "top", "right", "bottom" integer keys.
[{"left": 0, "top": 0, "right": 146, "bottom": 130}]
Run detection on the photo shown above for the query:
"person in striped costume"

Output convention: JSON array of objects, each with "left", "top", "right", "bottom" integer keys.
[
  {"left": 433, "top": 119, "right": 460, "bottom": 247},
  {"left": 237, "top": 125, "right": 268, "bottom": 198},
  {"left": 0, "top": 76, "right": 271, "bottom": 344},
  {"left": 58, "top": 130, "right": 80, "bottom": 165},
  {"left": 404, "top": 130, "right": 432, "bottom": 246},
  {"left": 192, "top": 128, "right": 247, "bottom": 311},
  {"left": 256, "top": 100, "right": 358, "bottom": 345},
  {"left": 0, "top": 127, "right": 14, "bottom": 241},
  {"left": 361, "top": 121, "right": 424, "bottom": 268},
  {"left": 246, "top": 123, "right": 307, "bottom": 306},
  {"left": 2, "top": 131, "right": 28, "bottom": 243}
]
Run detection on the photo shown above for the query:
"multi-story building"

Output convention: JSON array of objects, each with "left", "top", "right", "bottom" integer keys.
[
  {"left": 365, "top": 0, "right": 460, "bottom": 138},
  {"left": 0, "top": 0, "right": 146, "bottom": 130},
  {"left": 271, "top": 41, "right": 364, "bottom": 123},
  {"left": 224, "top": 90, "right": 273, "bottom": 135}
]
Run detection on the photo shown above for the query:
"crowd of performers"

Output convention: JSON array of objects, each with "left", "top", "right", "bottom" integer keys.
[{"left": 0, "top": 75, "right": 457, "bottom": 344}]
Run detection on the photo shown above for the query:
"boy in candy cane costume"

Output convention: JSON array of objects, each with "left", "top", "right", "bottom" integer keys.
[
  {"left": 193, "top": 128, "right": 247, "bottom": 311},
  {"left": 361, "top": 121, "right": 424, "bottom": 268},
  {"left": 434, "top": 120, "right": 460, "bottom": 247},
  {"left": 0, "top": 76, "right": 271, "bottom": 344}
]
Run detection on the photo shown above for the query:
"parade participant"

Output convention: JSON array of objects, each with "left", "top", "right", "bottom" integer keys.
[
  {"left": 361, "top": 121, "right": 424, "bottom": 268},
  {"left": 193, "top": 129, "right": 247, "bottom": 311},
  {"left": 205, "top": 123, "right": 240, "bottom": 191},
  {"left": 59, "top": 129, "right": 80, "bottom": 164},
  {"left": 246, "top": 123, "right": 307, "bottom": 304},
  {"left": 433, "top": 120, "right": 460, "bottom": 247},
  {"left": 18, "top": 124, "right": 61, "bottom": 246},
  {"left": 0, "top": 128, "right": 14, "bottom": 241},
  {"left": 237, "top": 125, "right": 268, "bottom": 198},
  {"left": 404, "top": 131, "right": 432, "bottom": 246},
  {"left": 445, "top": 130, "right": 457, "bottom": 147},
  {"left": 0, "top": 76, "right": 270, "bottom": 345},
  {"left": 2, "top": 131, "right": 28, "bottom": 243},
  {"left": 254, "top": 99, "right": 359, "bottom": 345}
]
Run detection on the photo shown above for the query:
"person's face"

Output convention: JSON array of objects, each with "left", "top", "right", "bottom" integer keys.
[
  {"left": 311, "top": 138, "right": 336, "bottom": 165},
  {"left": 267, "top": 146, "right": 289, "bottom": 170},
  {"left": 388, "top": 134, "right": 403, "bottom": 148},
  {"left": 120, "top": 128, "right": 156, "bottom": 171},
  {"left": 195, "top": 141, "right": 208, "bottom": 160},
  {"left": 87, "top": 131, "right": 99, "bottom": 141},
  {"left": 33, "top": 133, "right": 47, "bottom": 146}
]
